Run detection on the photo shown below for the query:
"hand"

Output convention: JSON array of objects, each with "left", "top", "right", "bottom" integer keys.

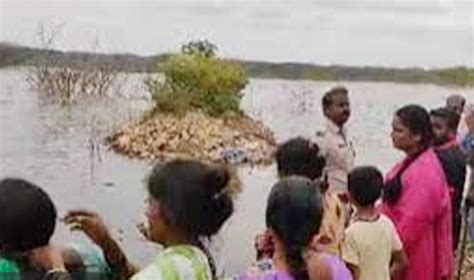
[
  {"left": 65, "top": 210, "right": 137, "bottom": 279},
  {"left": 136, "top": 222, "right": 152, "bottom": 241},
  {"left": 337, "top": 192, "right": 350, "bottom": 204},
  {"left": 254, "top": 231, "right": 274, "bottom": 259},
  {"left": 29, "top": 245, "right": 66, "bottom": 271},
  {"left": 64, "top": 210, "right": 112, "bottom": 247},
  {"left": 310, "top": 234, "right": 332, "bottom": 253}
]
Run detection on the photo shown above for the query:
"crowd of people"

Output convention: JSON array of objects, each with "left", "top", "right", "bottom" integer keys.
[{"left": 0, "top": 87, "right": 473, "bottom": 280}]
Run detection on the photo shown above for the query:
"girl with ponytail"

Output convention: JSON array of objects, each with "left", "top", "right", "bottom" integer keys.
[
  {"left": 237, "top": 176, "right": 348, "bottom": 280},
  {"left": 65, "top": 159, "right": 235, "bottom": 280}
]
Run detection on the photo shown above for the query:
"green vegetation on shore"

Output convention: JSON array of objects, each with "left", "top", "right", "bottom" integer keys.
[{"left": 1, "top": 42, "right": 473, "bottom": 87}]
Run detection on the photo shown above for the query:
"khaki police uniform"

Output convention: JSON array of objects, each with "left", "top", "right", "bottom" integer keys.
[{"left": 315, "top": 119, "right": 356, "bottom": 194}]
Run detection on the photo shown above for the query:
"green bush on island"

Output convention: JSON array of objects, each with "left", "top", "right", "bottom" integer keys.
[{"left": 146, "top": 40, "right": 248, "bottom": 116}]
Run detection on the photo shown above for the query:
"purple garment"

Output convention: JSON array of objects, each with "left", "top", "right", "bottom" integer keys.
[
  {"left": 235, "top": 270, "right": 293, "bottom": 280},
  {"left": 236, "top": 254, "right": 352, "bottom": 280},
  {"left": 234, "top": 258, "right": 293, "bottom": 280},
  {"left": 320, "top": 253, "right": 353, "bottom": 280}
]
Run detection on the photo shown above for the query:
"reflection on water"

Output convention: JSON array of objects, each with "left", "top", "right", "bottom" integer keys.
[{"left": 0, "top": 69, "right": 471, "bottom": 274}]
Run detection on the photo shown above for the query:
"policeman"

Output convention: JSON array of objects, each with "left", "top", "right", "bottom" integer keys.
[{"left": 315, "top": 86, "right": 355, "bottom": 195}]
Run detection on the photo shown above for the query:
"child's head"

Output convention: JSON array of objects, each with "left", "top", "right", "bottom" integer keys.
[
  {"left": 348, "top": 166, "right": 383, "bottom": 208},
  {"left": 0, "top": 178, "right": 57, "bottom": 253},
  {"left": 266, "top": 176, "right": 323, "bottom": 280},
  {"left": 276, "top": 137, "right": 326, "bottom": 180},
  {"left": 145, "top": 160, "right": 234, "bottom": 244}
]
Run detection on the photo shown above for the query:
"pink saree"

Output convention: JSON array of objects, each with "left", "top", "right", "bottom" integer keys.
[{"left": 381, "top": 148, "right": 453, "bottom": 280}]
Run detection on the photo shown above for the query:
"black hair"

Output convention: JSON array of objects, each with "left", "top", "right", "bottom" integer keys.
[
  {"left": 383, "top": 104, "right": 433, "bottom": 204},
  {"left": 396, "top": 104, "right": 434, "bottom": 149},
  {"left": 446, "top": 94, "right": 466, "bottom": 109},
  {"left": 322, "top": 86, "right": 348, "bottom": 110},
  {"left": 0, "top": 178, "right": 57, "bottom": 253},
  {"left": 430, "top": 107, "right": 461, "bottom": 132},
  {"left": 147, "top": 159, "right": 234, "bottom": 239},
  {"left": 276, "top": 137, "right": 326, "bottom": 180},
  {"left": 348, "top": 166, "right": 383, "bottom": 207},
  {"left": 266, "top": 176, "right": 323, "bottom": 280}
]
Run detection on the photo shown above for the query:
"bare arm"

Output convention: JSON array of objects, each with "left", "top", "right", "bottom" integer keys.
[
  {"left": 344, "top": 262, "right": 360, "bottom": 280},
  {"left": 97, "top": 235, "right": 138, "bottom": 280},
  {"left": 468, "top": 146, "right": 474, "bottom": 168},
  {"left": 29, "top": 245, "right": 73, "bottom": 280},
  {"left": 466, "top": 149, "right": 474, "bottom": 207},
  {"left": 390, "top": 250, "right": 408, "bottom": 279},
  {"left": 466, "top": 111, "right": 474, "bottom": 206}
]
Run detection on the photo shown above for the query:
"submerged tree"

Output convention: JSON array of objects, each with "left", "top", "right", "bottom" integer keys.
[{"left": 26, "top": 23, "right": 122, "bottom": 105}]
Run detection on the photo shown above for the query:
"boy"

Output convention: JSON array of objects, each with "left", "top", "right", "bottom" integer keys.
[{"left": 342, "top": 167, "right": 408, "bottom": 280}]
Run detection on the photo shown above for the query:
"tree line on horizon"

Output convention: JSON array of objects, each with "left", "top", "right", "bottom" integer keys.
[{"left": 1, "top": 42, "right": 473, "bottom": 87}]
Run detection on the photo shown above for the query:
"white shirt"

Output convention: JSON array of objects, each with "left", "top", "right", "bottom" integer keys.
[
  {"left": 315, "top": 119, "right": 355, "bottom": 193},
  {"left": 342, "top": 215, "right": 403, "bottom": 280}
]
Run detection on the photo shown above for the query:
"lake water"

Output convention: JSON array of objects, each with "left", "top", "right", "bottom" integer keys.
[{"left": 0, "top": 69, "right": 472, "bottom": 275}]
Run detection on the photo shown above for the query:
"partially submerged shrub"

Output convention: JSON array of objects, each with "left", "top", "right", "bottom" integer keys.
[
  {"left": 27, "top": 64, "right": 120, "bottom": 104},
  {"left": 26, "top": 23, "right": 122, "bottom": 105},
  {"left": 146, "top": 40, "right": 248, "bottom": 116}
]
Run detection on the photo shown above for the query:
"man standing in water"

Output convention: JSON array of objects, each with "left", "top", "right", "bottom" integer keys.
[{"left": 315, "top": 86, "right": 355, "bottom": 196}]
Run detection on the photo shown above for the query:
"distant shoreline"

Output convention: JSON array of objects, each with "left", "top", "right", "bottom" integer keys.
[{"left": 1, "top": 42, "right": 473, "bottom": 87}]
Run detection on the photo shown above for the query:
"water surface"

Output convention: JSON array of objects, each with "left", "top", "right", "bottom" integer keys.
[{"left": 1, "top": 69, "right": 471, "bottom": 274}]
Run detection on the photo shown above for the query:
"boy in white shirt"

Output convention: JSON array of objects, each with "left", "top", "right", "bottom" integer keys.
[{"left": 342, "top": 166, "right": 408, "bottom": 280}]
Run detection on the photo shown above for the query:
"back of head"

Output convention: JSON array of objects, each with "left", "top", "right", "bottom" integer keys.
[
  {"left": 348, "top": 166, "right": 383, "bottom": 207},
  {"left": 0, "top": 178, "right": 57, "bottom": 253},
  {"left": 147, "top": 160, "right": 234, "bottom": 239},
  {"left": 430, "top": 107, "right": 461, "bottom": 133},
  {"left": 276, "top": 137, "right": 326, "bottom": 180},
  {"left": 446, "top": 94, "right": 466, "bottom": 114},
  {"left": 396, "top": 104, "right": 434, "bottom": 149},
  {"left": 266, "top": 176, "right": 323, "bottom": 280}
]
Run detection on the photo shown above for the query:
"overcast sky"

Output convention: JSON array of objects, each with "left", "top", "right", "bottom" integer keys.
[{"left": 1, "top": 0, "right": 473, "bottom": 68}]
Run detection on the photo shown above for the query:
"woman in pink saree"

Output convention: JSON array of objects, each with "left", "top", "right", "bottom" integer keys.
[{"left": 381, "top": 105, "right": 453, "bottom": 280}]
